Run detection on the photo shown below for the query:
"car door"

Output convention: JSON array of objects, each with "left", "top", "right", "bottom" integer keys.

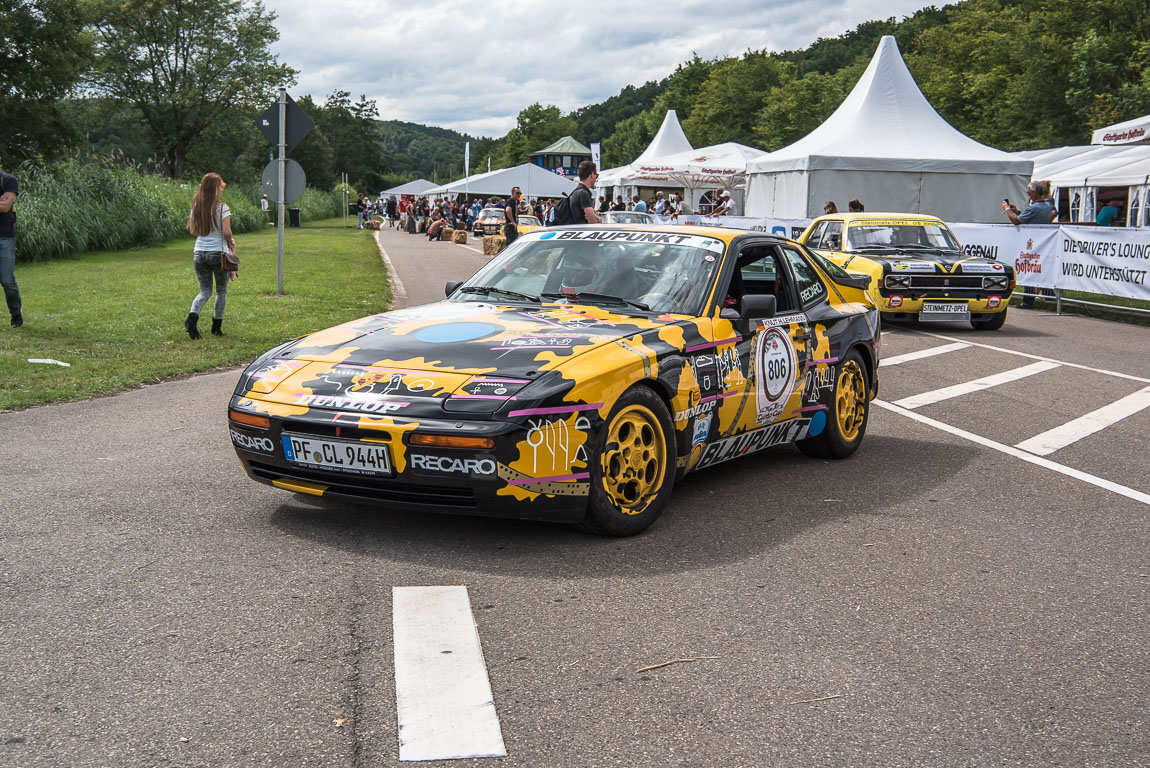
[{"left": 729, "top": 241, "right": 810, "bottom": 429}]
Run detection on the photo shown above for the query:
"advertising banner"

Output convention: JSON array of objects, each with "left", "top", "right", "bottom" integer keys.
[
  {"left": 1057, "top": 226, "right": 1150, "bottom": 301},
  {"left": 949, "top": 224, "right": 1061, "bottom": 290}
]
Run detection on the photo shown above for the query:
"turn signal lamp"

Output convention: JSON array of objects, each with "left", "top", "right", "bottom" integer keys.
[
  {"left": 229, "top": 410, "right": 270, "bottom": 429},
  {"left": 888, "top": 295, "right": 904, "bottom": 308},
  {"left": 409, "top": 434, "right": 496, "bottom": 450}
]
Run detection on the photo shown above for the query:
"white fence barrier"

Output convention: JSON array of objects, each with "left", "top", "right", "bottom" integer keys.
[{"left": 647, "top": 215, "right": 1150, "bottom": 302}]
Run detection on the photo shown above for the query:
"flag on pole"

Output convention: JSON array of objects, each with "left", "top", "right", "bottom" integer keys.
[
  {"left": 591, "top": 142, "right": 601, "bottom": 173},
  {"left": 465, "top": 141, "right": 470, "bottom": 197},
  {"left": 487, "top": 156, "right": 491, "bottom": 173}
]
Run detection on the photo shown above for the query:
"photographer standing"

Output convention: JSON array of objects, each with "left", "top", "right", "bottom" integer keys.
[{"left": 1002, "top": 181, "right": 1055, "bottom": 308}]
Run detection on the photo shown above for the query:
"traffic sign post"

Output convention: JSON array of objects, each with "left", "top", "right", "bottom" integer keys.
[{"left": 255, "top": 89, "right": 314, "bottom": 295}]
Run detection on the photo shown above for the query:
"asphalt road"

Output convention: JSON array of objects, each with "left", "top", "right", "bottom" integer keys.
[{"left": 1, "top": 225, "right": 1147, "bottom": 767}]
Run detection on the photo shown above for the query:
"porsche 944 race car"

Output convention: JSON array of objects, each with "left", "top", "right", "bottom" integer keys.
[
  {"left": 228, "top": 225, "right": 882, "bottom": 535},
  {"left": 799, "top": 213, "right": 1015, "bottom": 330}
]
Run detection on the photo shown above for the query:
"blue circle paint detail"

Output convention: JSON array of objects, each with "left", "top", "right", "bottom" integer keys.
[
  {"left": 808, "top": 410, "right": 827, "bottom": 437},
  {"left": 540, "top": 232, "right": 557, "bottom": 240},
  {"left": 413, "top": 322, "right": 499, "bottom": 343}
]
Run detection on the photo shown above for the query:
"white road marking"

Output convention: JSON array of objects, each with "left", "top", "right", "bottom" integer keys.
[
  {"left": 892, "top": 361, "right": 1060, "bottom": 409},
  {"left": 873, "top": 399, "right": 1150, "bottom": 507},
  {"left": 373, "top": 232, "right": 407, "bottom": 301},
  {"left": 456, "top": 243, "right": 484, "bottom": 254},
  {"left": 880, "top": 342, "right": 971, "bottom": 367},
  {"left": 392, "top": 586, "right": 507, "bottom": 762},
  {"left": 1014, "top": 385, "right": 1150, "bottom": 456},
  {"left": 907, "top": 328, "right": 1150, "bottom": 384}
]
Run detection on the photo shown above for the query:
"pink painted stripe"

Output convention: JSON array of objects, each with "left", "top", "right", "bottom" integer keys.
[
  {"left": 508, "top": 472, "right": 590, "bottom": 486},
  {"left": 699, "top": 390, "right": 741, "bottom": 404},
  {"left": 507, "top": 403, "right": 603, "bottom": 418},
  {"left": 798, "top": 404, "right": 828, "bottom": 412},
  {"left": 685, "top": 337, "right": 741, "bottom": 353},
  {"left": 518, "top": 311, "right": 567, "bottom": 328},
  {"left": 471, "top": 377, "right": 531, "bottom": 384},
  {"left": 451, "top": 394, "right": 517, "bottom": 400},
  {"left": 489, "top": 345, "right": 571, "bottom": 350},
  {"left": 805, "top": 357, "right": 840, "bottom": 367}
]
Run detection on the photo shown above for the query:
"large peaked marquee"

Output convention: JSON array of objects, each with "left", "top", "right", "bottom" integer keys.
[{"left": 745, "top": 36, "right": 1031, "bottom": 223}]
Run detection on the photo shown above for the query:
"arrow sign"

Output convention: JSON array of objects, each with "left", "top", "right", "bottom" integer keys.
[{"left": 255, "top": 93, "right": 314, "bottom": 152}]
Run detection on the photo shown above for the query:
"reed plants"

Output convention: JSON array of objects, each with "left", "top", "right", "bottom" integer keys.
[{"left": 13, "top": 157, "right": 346, "bottom": 262}]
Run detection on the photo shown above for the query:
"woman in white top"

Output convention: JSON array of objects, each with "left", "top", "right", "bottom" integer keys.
[{"left": 185, "top": 173, "right": 236, "bottom": 339}]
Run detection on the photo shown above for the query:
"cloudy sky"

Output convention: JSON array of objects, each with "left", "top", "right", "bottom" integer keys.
[{"left": 263, "top": 0, "right": 931, "bottom": 138}]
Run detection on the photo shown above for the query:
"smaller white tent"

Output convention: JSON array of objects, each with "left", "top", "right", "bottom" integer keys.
[
  {"left": 381, "top": 179, "right": 437, "bottom": 196},
  {"left": 1025, "top": 144, "right": 1150, "bottom": 226},
  {"left": 597, "top": 110, "right": 694, "bottom": 197},
  {"left": 423, "top": 163, "right": 577, "bottom": 199},
  {"left": 626, "top": 142, "right": 768, "bottom": 211},
  {"left": 1091, "top": 114, "right": 1150, "bottom": 145},
  {"left": 745, "top": 35, "right": 1031, "bottom": 222}
]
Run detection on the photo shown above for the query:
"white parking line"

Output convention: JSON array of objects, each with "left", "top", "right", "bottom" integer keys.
[
  {"left": 392, "top": 586, "right": 506, "bottom": 761},
  {"left": 456, "top": 243, "right": 484, "bottom": 254},
  {"left": 1015, "top": 385, "right": 1150, "bottom": 456},
  {"left": 907, "top": 328, "right": 1150, "bottom": 384},
  {"left": 373, "top": 232, "right": 407, "bottom": 301},
  {"left": 880, "top": 342, "right": 971, "bottom": 367},
  {"left": 892, "top": 361, "right": 1061, "bottom": 409},
  {"left": 874, "top": 400, "right": 1150, "bottom": 507}
]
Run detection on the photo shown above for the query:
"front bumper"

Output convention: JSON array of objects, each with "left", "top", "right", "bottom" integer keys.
[{"left": 228, "top": 407, "right": 589, "bottom": 523}]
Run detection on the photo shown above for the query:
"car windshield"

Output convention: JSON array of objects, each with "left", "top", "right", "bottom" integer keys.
[
  {"left": 845, "top": 220, "right": 960, "bottom": 252},
  {"left": 479, "top": 210, "right": 504, "bottom": 220},
  {"left": 520, "top": 215, "right": 541, "bottom": 225},
  {"left": 456, "top": 231, "right": 726, "bottom": 315},
  {"left": 605, "top": 212, "right": 652, "bottom": 224}
]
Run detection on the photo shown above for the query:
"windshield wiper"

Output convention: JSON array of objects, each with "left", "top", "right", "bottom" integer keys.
[
  {"left": 459, "top": 285, "right": 540, "bottom": 302},
  {"left": 541, "top": 292, "right": 651, "bottom": 311}
]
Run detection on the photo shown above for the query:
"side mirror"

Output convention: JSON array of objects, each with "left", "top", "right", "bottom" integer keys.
[
  {"left": 737, "top": 294, "right": 777, "bottom": 334},
  {"left": 445, "top": 280, "right": 462, "bottom": 297}
]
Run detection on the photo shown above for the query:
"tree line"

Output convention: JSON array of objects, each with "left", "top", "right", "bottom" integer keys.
[{"left": 3, "top": 0, "right": 1148, "bottom": 193}]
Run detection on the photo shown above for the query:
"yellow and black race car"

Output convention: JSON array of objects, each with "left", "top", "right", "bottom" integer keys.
[
  {"left": 799, "top": 213, "right": 1015, "bottom": 330},
  {"left": 228, "top": 225, "right": 882, "bottom": 535}
]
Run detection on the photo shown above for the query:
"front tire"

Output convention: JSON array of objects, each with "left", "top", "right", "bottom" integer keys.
[
  {"left": 580, "top": 387, "right": 676, "bottom": 536},
  {"left": 971, "top": 308, "right": 1008, "bottom": 330},
  {"left": 797, "top": 349, "right": 870, "bottom": 459}
]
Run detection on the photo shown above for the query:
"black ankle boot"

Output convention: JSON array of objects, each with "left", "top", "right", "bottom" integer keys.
[
  {"left": 185, "top": 312, "right": 201, "bottom": 339},
  {"left": 211, "top": 318, "right": 224, "bottom": 336}
]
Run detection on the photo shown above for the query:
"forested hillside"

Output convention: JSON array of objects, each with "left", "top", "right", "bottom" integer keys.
[{"left": 5, "top": 0, "right": 1148, "bottom": 190}]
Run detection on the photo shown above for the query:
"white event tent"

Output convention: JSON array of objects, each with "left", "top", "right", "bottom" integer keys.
[
  {"left": 597, "top": 110, "right": 694, "bottom": 201},
  {"left": 1091, "top": 114, "right": 1150, "bottom": 146},
  {"left": 1023, "top": 144, "right": 1150, "bottom": 226},
  {"left": 745, "top": 35, "right": 1031, "bottom": 223},
  {"left": 380, "top": 179, "right": 437, "bottom": 196},
  {"left": 422, "top": 163, "right": 577, "bottom": 199},
  {"left": 627, "top": 142, "right": 769, "bottom": 211}
]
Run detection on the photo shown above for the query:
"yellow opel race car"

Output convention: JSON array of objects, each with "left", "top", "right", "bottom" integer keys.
[
  {"left": 799, "top": 213, "right": 1015, "bottom": 330},
  {"left": 227, "top": 225, "right": 881, "bottom": 536}
]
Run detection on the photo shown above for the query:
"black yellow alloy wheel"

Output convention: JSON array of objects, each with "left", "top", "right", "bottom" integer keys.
[
  {"left": 582, "top": 387, "right": 676, "bottom": 536},
  {"left": 798, "top": 348, "right": 870, "bottom": 460},
  {"left": 835, "top": 359, "right": 867, "bottom": 443}
]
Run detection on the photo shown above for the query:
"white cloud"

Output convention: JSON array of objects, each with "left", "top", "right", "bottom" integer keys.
[{"left": 263, "top": 0, "right": 931, "bottom": 137}]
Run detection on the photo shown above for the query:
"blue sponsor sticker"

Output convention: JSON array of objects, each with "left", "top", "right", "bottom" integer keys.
[
  {"left": 540, "top": 232, "right": 557, "bottom": 240},
  {"left": 692, "top": 413, "right": 712, "bottom": 446},
  {"left": 808, "top": 410, "right": 826, "bottom": 437}
]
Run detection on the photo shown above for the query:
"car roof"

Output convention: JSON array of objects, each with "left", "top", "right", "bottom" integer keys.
[
  {"left": 812, "top": 212, "right": 949, "bottom": 226},
  {"left": 535, "top": 224, "right": 790, "bottom": 246}
]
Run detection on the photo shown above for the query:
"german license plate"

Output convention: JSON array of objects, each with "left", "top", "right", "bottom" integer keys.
[
  {"left": 281, "top": 433, "right": 392, "bottom": 475},
  {"left": 919, "top": 302, "right": 970, "bottom": 322}
]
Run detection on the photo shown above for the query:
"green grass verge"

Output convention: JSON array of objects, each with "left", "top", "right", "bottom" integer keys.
[{"left": 0, "top": 218, "right": 391, "bottom": 410}]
